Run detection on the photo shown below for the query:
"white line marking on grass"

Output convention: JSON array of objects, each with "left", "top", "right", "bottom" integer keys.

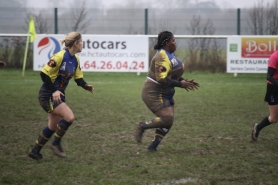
[
  {"left": 87, "top": 81, "right": 134, "bottom": 84},
  {"left": 148, "top": 177, "right": 198, "bottom": 185},
  {"left": 205, "top": 82, "right": 264, "bottom": 85}
]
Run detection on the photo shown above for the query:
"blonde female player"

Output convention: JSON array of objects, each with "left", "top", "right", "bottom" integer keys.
[{"left": 28, "top": 32, "right": 94, "bottom": 160}]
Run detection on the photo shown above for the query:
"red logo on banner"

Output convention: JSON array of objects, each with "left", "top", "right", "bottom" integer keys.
[{"left": 241, "top": 38, "right": 278, "bottom": 58}]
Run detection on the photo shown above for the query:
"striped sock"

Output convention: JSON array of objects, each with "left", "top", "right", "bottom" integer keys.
[
  {"left": 52, "top": 120, "right": 72, "bottom": 146},
  {"left": 32, "top": 127, "right": 55, "bottom": 154},
  {"left": 147, "top": 128, "right": 169, "bottom": 151}
]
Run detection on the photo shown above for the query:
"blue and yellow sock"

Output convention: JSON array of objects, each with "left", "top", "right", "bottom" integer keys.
[
  {"left": 147, "top": 128, "right": 169, "bottom": 151},
  {"left": 32, "top": 127, "right": 55, "bottom": 154},
  {"left": 52, "top": 120, "right": 72, "bottom": 146},
  {"left": 141, "top": 118, "right": 161, "bottom": 129}
]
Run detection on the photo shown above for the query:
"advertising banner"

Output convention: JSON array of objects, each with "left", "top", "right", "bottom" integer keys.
[
  {"left": 33, "top": 34, "right": 149, "bottom": 72},
  {"left": 226, "top": 36, "right": 278, "bottom": 73}
]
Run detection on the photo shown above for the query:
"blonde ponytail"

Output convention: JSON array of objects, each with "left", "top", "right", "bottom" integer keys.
[
  {"left": 61, "top": 32, "right": 81, "bottom": 48},
  {"left": 60, "top": 39, "right": 66, "bottom": 45}
]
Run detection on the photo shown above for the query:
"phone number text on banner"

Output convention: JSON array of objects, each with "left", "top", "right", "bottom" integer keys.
[
  {"left": 82, "top": 60, "right": 145, "bottom": 72},
  {"left": 33, "top": 34, "right": 149, "bottom": 72}
]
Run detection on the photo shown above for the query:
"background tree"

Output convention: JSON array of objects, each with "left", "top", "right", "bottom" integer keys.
[
  {"left": 69, "top": 0, "right": 92, "bottom": 33},
  {"left": 248, "top": 0, "right": 265, "bottom": 35},
  {"left": 0, "top": 38, "right": 11, "bottom": 65},
  {"left": 185, "top": 15, "right": 225, "bottom": 72},
  {"left": 265, "top": 0, "right": 278, "bottom": 35},
  {"left": 248, "top": 0, "right": 278, "bottom": 35},
  {"left": 25, "top": 9, "right": 49, "bottom": 33},
  {"left": 10, "top": 37, "right": 25, "bottom": 68}
]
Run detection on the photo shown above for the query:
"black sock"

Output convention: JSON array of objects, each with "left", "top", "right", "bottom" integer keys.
[
  {"left": 257, "top": 117, "right": 271, "bottom": 131},
  {"left": 147, "top": 128, "right": 170, "bottom": 150},
  {"left": 147, "top": 135, "right": 163, "bottom": 150}
]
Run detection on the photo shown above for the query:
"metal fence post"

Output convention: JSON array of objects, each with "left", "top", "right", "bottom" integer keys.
[
  {"left": 145, "top": 8, "right": 148, "bottom": 35},
  {"left": 55, "top": 8, "right": 58, "bottom": 34},
  {"left": 237, "top": 8, "right": 240, "bottom": 35}
]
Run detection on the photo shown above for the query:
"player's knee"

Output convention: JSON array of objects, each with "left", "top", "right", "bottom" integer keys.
[
  {"left": 161, "top": 116, "right": 174, "bottom": 128},
  {"left": 65, "top": 115, "right": 74, "bottom": 123},
  {"left": 269, "top": 116, "right": 278, "bottom": 123}
]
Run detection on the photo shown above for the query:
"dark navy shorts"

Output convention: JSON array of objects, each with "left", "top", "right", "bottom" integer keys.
[
  {"left": 38, "top": 85, "right": 65, "bottom": 113},
  {"left": 264, "top": 83, "right": 278, "bottom": 105},
  {"left": 141, "top": 81, "right": 175, "bottom": 113}
]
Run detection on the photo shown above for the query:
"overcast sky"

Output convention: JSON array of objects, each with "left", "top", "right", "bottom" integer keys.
[
  {"left": 25, "top": 0, "right": 274, "bottom": 9},
  {"left": 215, "top": 0, "right": 273, "bottom": 9}
]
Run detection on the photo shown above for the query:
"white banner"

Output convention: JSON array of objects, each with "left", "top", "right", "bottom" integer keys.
[
  {"left": 33, "top": 34, "right": 149, "bottom": 72},
  {"left": 226, "top": 36, "right": 278, "bottom": 73}
]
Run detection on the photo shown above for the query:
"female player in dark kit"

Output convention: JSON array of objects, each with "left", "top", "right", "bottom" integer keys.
[
  {"left": 28, "top": 32, "right": 94, "bottom": 160},
  {"left": 252, "top": 50, "right": 278, "bottom": 141},
  {"left": 135, "top": 31, "right": 200, "bottom": 151}
]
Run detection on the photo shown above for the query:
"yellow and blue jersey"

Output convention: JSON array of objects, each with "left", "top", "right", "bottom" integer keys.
[
  {"left": 147, "top": 49, "right": 184, "bottom": 87},
  {"left": 41, "top": 49, "right": 83, "bottom": 92}
]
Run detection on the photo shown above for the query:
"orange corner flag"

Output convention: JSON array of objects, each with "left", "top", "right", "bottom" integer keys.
[{"left": 29, "top": 16, "right": 36, "bottom": 43}]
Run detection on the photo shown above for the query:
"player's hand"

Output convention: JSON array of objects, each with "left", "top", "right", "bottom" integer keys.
[
  {"left": 180, "top": 80, "right": 195, "bottom": 92},
  {"left": 85, "top": 84, "right": 94, "bottom": 94},
  {"left": 186, "top": 79, "right": 200, "bottom": 90},
  {"left": 181, "top": 79, "right": 200, "bottom": 92},
  {"left": 52, "top": 90, "right": 64, "bottom": 104}
]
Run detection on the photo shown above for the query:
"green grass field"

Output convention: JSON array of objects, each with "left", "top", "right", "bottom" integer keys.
[{"left": 0, "top": 69, "right": 277, "bottom": 185}]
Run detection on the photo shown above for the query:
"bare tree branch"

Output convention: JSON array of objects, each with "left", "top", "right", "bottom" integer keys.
[
  {"left": 247, "top": 0, "right": 278, "bottom": 35},
  {"left": 185, "top": 14, "right": 224, "bottom": 72},
  {"left": 265, "top": 0, "right": 278, "bottom": 34},
  {"left": 70, "top": 1, "right": 91, "bottom": 33},
  {"left": 24, "top": 9, "right": 49, "bottom": 33}
]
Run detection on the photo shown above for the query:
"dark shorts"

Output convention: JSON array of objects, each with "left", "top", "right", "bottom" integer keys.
[
  {"left": 38, "top": 85, "right": 65, "bottom": 113},
  {"left": 264, "top": 83, "right": 278, "bottom": 105},
  {"left": 141, "top": 81, "right": 175, "bottom": 113}
]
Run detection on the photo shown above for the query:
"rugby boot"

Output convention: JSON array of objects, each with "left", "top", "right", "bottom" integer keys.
[
  {"left": 28, "top": 150, "right": 43, "bottom": 160},
  {"left": 50, "top": 143, "right": 66, "bottom": 158},
  {"left": 135, "top": 122, "right": 145, "bottom": 143},
  {"left": 251, "top": 123, "right": 259, "bottom": 141}
]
